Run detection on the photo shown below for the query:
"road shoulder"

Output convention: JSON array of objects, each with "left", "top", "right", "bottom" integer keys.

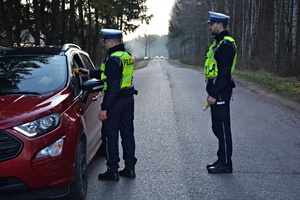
[{"left": 233, "top": 75, "right": 300, "bottom": 114}]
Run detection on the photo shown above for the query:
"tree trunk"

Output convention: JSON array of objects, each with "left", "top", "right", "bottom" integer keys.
[
  {"left": 68, "top": 0, "right": 75, "bottom": 43},
  {"left": 92, "top": 7, "right": 100, "bottom": 65},
  {"left": 241, "top": 0, "right": 246, "bottom": 61},
  {"left": 78, "top": 0, "right": 85, "bottom": 48},
  {"left": 274, "top": 0, "right": 279, "bottom": 69},
  {"left": 291, "top": 0, "right": 298, "bottom": 70},
  {"left": 284, "top": 0, "right": 290, "bottom": 71},
  {"left": 33, "top": 0, "right": 41, "bottom": 46},
  {"left": 50, "top": 0, "right": 61, "bottom": 45},
  {"left": 87, "top": 0, "right": 92, "bottom": 53},
  {"left": 13, "top": 0, "right": 21, "bottom": 46},
  {"left": 60, "top": 0, "right": 66, "bottom": 44}
]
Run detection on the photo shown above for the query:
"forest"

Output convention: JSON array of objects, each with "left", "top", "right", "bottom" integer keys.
[
  {"left": 167, "top": 0, "right": 300, "bottom": 76},
  {"left": 0, "top": 0, "right": 152, "bottom": 66},
  {"left": 1, "top": 0, "right": 299, "bottom": 77}
]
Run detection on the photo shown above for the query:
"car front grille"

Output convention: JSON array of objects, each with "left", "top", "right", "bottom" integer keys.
[{"left": 0, "top": 131, "right": 23, "bottom": 162}]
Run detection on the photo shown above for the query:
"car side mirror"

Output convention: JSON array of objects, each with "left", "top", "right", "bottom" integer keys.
[{"left": 81, "top": 79, "right": 104, "bottom": 103}]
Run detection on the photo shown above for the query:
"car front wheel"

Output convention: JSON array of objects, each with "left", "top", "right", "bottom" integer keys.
[{"left": 67, "top": 138, "right": 87, "bottom": 200}]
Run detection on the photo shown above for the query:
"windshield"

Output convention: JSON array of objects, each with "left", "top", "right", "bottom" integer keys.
[{"left": 0, "top": 55, "right": 67, "bottom": 95}]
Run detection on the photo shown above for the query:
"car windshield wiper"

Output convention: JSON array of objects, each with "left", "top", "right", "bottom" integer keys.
[{"left": 0, "top": 91, "right": 42, "bottom": 95}]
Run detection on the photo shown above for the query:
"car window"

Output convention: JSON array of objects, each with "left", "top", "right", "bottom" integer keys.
[
  {"left": 80, "top": 53, "right": 95, "bottom": 70},
  {"left": 0, "top": 55, "right": 67, "bottom": 95},
  {"left": 70, "top": 57, "right": 82, "bottom": 98}
]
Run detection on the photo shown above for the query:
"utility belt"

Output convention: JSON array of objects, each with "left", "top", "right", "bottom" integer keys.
[
  {"left": 119, "top": 86, "right": 138, "bottom": 95},
  {"left": 206, "top": 77, "right": 236, "bottom": 89},
  {"left": 205, "top": 78, "right": 216, "bottom": 85},
  {"left": 120, "top": 86, "right": 134, "bottom": 90}
]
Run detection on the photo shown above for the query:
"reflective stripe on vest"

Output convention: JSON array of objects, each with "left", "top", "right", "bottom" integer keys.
[
  {"left": 204, "top": 36, "right": 237, "bottom": 79},
  {"left": 100, "top": 51, "right": 134, "bottom": 93}
]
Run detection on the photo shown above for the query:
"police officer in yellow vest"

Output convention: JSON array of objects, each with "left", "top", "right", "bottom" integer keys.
[
  {"left": 80, "top": 29, "right": 137, "bottom": 181},
  {"left": 204, "top": 11, "right": 237, "bottom": 174}
]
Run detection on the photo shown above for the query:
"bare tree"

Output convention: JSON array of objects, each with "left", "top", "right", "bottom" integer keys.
[
  {"left": 136, "top": 34, "right": 157, "bottom": 58},
  {"left": 291, "top": 0, "right": 298, "bottom": 70},
  {"left": 167, "top": 0, "right": 300, "bottom": 76},
  {"left": 147, "top": 35, "right": 157, "bottom": 58},
  {"left": 274, "top": 0, "right": 280, "bottom": 69},
  {"left": 0, "top": 0, "right": 15, "bottom": 46}
]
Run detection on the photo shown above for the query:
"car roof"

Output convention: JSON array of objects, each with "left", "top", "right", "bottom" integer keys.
[
  {"left": 0, "top": 46, "right": 62, "bottom": 56},
  {"left": 0, "top": 44, "right": 82, "bottom": 56}
]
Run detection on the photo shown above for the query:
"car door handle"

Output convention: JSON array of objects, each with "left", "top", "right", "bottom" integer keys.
[{"left": 92, "top": 95, "right": 98, "bottom": 101}]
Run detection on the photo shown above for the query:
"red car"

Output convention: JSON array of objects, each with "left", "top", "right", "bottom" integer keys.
[{"left": 0, "top": 44, "right": 104, "bottom": 199}]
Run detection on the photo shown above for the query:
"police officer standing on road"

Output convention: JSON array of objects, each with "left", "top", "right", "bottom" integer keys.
[
  {"left": 204, "top": 11, "right": 237, "bottom": 174},
  {"left": 79, "top": 29, "right": 137, "bottom": 181}
]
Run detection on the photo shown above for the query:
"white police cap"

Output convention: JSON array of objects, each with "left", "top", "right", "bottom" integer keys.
[
  {"left": 101, "top": 29, "right": 123, "bottom": 39},
  {"left": 207, "top": 11, "right": 230, "bottom": 24}
]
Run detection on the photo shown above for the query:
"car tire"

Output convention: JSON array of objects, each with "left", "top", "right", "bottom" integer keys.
[{"left": 67, "top": 138, "right": 87, "bottom": 200}]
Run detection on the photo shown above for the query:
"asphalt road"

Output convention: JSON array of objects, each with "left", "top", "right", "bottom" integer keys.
[{"left": 85, "top": 59, "right": 300, "bottom": 200}]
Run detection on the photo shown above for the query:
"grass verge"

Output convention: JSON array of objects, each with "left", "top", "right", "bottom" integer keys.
[
  {"left": 234, "top": 71, "right": 300, "bottom": 103},
  {"left": 135, "top": 60, "right": 150, "bottom": 69},
  {"left": 168, "top": 59, "right": 300, "bottom": 103}
]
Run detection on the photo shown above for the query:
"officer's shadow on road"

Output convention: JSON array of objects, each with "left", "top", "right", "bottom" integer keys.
[{"left": 206, "top": 174, "right": 245, "bottom": 196}]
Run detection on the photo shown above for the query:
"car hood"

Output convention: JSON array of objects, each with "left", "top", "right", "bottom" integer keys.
[{"left": 0, "top": 89, "right": 73, "bottom": 129}]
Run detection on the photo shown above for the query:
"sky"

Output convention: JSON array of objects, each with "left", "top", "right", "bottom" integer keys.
[{"left": 123, "top": 0, "right": 175, "bottom": 41}]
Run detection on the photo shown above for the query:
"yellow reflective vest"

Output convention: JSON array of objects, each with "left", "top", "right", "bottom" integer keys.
[
  {"left": 100, "top": 51, "right": 134, "bottom": 93},
  {"left": 204, "top": 36, "right": 237, "bottom": 79}
]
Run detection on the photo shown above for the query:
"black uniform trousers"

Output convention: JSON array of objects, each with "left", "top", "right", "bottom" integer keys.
[
  {"left": 102, "top": 94, "right": 137, "bottom": 173},
  {"left": 210, "top": 96, "right": 232, "bottom": 167}
]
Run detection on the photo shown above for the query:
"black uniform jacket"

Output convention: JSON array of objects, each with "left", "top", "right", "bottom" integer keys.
[
  {"left": 207, "top": 30, "right": 236, "bottom": 100},
  {"left": 89, "top": 44, "right": 135, "bottom": 111}
]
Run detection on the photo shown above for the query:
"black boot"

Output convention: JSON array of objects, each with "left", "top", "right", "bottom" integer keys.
[
  {"left": 119, "top": 169, "right": 136, "bottom": 179},
  {"left": 206, "top": 160, "right": 220, "bottom": 169},
  {"left": 98, "top": 170, "right": 119, "bottom": 181},
  {"left": 207, "top": 164, "right": 233, "bottom": 174}
]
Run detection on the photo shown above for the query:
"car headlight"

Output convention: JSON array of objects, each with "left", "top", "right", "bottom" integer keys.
[
  {"left": 13, "top": 113, "right": 61, "bottom": 138},
  {"left": 36, "top": 138, "right": 64, "bottom": 158}
]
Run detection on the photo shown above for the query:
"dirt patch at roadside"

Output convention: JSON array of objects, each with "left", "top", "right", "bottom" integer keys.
[{"left": 233, "top": 75, "right": 300, "bottom": 114}]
